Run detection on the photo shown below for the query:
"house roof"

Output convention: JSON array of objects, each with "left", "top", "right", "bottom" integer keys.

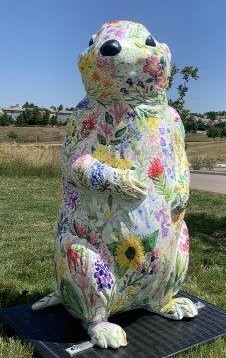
[
  {"left": 57, "top": 110, "right": 73, "bottom": 115},
  {"left": 2, "top": 106, "right": 24, "bottom": 112}
]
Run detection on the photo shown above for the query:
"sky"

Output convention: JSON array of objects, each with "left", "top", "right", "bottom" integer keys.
[{"left": 0, "top": 0, "right": 226, "bottom": 113}]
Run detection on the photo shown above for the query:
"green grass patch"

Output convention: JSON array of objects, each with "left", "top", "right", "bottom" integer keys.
[{"left": 0, "top": 173, "right": 226, "bottom": 357}]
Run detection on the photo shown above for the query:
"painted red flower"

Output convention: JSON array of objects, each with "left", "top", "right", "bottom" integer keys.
[
  {"left": 147, "top": 158, "right": 164, "bottom": 178},
  {"left": 82, "top": 113, "right": 98, "bottom": 134}
]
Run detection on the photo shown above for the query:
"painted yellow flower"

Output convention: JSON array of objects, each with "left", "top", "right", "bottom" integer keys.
[
  {"left": 115, "top": 236, "right": 145, "bottom": 270},
  {"left": 92, "top": 69, "right": 101, "bottom": 83},
  {"left": 93, "top": 144, "right": 109, "bottom": 162},
  {"left": 102, "top": 77, "right": 113, "bottom": 88},
  {"left": 110, "top": 295, "right": 125, "bottom": 314},
  {"left": 145, "top": 117, "right": 159, "bottom": 131},
  {"left": 93, "top": 144, "right": 133, "bottom": 169},
  {"left": 78, "top": 57, "right": 92, "bottom": 76},
  {"left": 98, "top": 89, "right": 110, "bottom": 101}
]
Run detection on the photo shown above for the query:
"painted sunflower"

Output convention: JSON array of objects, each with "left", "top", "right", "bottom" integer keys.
[{"left": 115, "top": 236, "right": 145, "bottom": 269}]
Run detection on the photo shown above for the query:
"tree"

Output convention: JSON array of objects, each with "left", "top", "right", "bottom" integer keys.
[
  {"left": 196, "top": 119, "right": 206, "bottom": 131},
  {"left": 222, "top": 126, "right": 226, "bottom": 139},
  {"left": 58, "top": 104, "right": 63, "bottom": 112},
  {"left": 168, "top": 65, "right": 199, "bottom": 133},
  {"left": 207, "top": 126, "right": 221, "bottom": 139},
  {"left": 16, "top": 107, "right": 48, "bottom": 126},
  {"left": 183, "top": 114, "right": 198, "bottom": 133},
  {"left": 205, "top": 111, "right": 217, "bottom": 121},
  {"left": 49, "top": 114, "right": 57, "bottom": 126},
  {"left": 22, "top": 102, "right": 37, "bottom": 109},
  {"left": 0, "top": 112, "right": 12, "bottom": 126}
]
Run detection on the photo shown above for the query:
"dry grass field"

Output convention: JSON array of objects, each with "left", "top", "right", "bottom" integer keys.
[
  {"left": 186, "top": 141, "right": 226, "bottom": 162},
  {"left": 0, "top": 126, "right": 65, "bottom": 143},
  {"left": 1, "top": 127, "right": 226, "bottom": 165},
  {"left": 0, "top": 144, "right": 61, "bottom": 177}
]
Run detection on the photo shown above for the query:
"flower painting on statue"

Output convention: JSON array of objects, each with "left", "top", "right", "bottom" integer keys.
[{"left": 32, "top": 20, "right": 198, "bottom": 349}]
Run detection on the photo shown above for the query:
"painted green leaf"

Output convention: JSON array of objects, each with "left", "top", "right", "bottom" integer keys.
[
  {"left": 115, "top": 263, "right": 127, "bottom": 278},
  {"left": 115, "top": 127, "right": 127, "bottom": 138},
  {"left": 60, "top": 278, "right": 84, "bottom": 318},
  {"left": 108, "top": 242, "right": 118, "bottom": 254},
  {"left": 153, "top": 176, "right": 173, "bottom": 201},
  {"left": 146, "top": 78, "right": 154, "bottom": 83},
  {"left": 109, "top": 139, "right": 122, "bottom": 145},
  {"left": 142, "top": 230, "right": 159, "bottom": 252},
  {"left": 97, "top": 133, "right": 106, "bottom": 145},
  {"left": 105, "top": 112, "right": 114, "bottom": 124}
]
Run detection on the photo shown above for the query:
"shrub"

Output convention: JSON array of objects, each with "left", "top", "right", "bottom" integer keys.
[
  {"left": 7, "top": 131, "right": 18, "bottom": 141},
  {"left": 190, "top": 156, "right": 203, "bottom": 170},
  {"left": 203, "top": 156, "right": 217, "bottom": 171},
  {"left": 0, "top": 113, "right": 12, "bottom": 126}
]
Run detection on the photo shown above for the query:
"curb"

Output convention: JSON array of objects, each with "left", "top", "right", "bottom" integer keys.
[{"left": 190, "top": 170, "right": 226, "bottom": 176}]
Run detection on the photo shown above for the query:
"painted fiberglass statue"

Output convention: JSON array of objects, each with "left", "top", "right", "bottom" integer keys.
[{"left": 32, "top": 20, "right": 198, "bottom": 348}]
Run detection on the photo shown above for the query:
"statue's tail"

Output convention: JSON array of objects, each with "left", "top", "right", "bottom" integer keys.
[{"left": 31, "top": 292, "right": 61, "bottom": 311}]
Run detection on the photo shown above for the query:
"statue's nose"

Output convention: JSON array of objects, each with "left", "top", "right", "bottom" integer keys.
[{"left": 100, "top": 40, "right": 122, "bottom": 56}]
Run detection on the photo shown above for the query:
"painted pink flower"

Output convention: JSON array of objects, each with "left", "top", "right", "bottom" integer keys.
[
  {"left": 179, "top": 225, "right": 189, "bottom": 252},
  {"left": 99, "top": 121, "right": 114, "bottom": 138},
  {"left": 99, "top": 244, "right": 112, "bottom": 266},
  {"left": 109, "top": 103, "right": 128, "bottom": 124},
  {"left": 147, "top": 158, "right": 164, "bottom": 179},
  {"left": 74, "top": 220, "right": 88, "bottom": 238},
  {"left": 143, "top": 56, "right": 161, "bottom": 77},
  {"left": 179, "top": 239, "right": 189, "bottom": 252},
  {"left": 151, "top": 248, "right": 159, "bottom": 261},
  {"left": 67, "top": 247, "right": 82, "bottom": 272},
  {"left": 155, "top": 70, "right": 168, "bottom": 90},
  {"left": 89, "top": 231, "right": 99, "bottom": 245},
  {"left": 97, "top": 57, "right": 112, "bottom": 70},
  {"left": 89, "top": 292, "right": 97, "bottom": 306},
  {"left": 171, "top": 108, "right": 180, "bottom": 122}
]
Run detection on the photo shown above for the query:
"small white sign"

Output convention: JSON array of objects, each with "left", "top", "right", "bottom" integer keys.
[{"left": 65, "top": 341, "right": 93, "bottom": 356}]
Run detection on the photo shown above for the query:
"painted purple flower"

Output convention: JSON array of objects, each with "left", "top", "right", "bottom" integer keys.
[
  {"left": 160, "top": 137, "right": 166, "bottom": 146},
  {"left": 94, "top": 259, "right": 114, "bottom": 291},
  {"left": 155, "top": 210, "right": 170, "bottom": 239},
  {"left": 159, "top": 128, "right": 166, "bottom": 135},
  {"left": 63, "top": 182, "right": 80, "bottom": 210}
]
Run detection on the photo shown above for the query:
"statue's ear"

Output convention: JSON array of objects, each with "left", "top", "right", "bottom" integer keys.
[{"left": 160, "top": 43, "right": 171, "bottom": 62}]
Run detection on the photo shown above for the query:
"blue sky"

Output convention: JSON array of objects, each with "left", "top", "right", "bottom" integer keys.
[{"left": 1, "top": 0, "right": 226, "bottom": 113}]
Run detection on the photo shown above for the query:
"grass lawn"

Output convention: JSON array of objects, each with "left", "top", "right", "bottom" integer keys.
[{"left": 0, "top": 170, "right": 226, "bottom": 357}]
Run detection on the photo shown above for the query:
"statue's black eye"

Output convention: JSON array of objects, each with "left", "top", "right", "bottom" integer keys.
[
  {"left": 145, "top": 36, "right": 156, "bottom": 47},
  {"left": 89, "top": 38, "right": 94, "bottom": 46}
]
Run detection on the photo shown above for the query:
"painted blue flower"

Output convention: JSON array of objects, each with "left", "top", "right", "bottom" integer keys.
[
  {"left": 76, "top": 97, "right": 90, "bottom": 110},
  {"left": 89, "top": 162, "right": 107, "bottom": 189}
]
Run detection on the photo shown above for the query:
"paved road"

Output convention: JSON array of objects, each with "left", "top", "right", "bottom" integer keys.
[{"left": 190, "top": 173, "right": 226, "bottom": 194}]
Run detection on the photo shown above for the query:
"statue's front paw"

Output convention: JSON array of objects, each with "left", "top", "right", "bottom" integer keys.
[
  {"left": 159, "top": 297, "right": 198, "bottom": 320},
  {"left": 88, "top": 322, "right": 127, "bottom": 349}
]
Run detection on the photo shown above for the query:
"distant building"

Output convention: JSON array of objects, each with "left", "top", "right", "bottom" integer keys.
[
  {"left": 2, "top": 104, "right": 24, "bottom": 121},
  {"left": 57, "top": 109, "right": 73, "bottom": 124}
]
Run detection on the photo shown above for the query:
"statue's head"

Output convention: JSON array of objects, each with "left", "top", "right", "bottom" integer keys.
[{"left": 78, "top": 20, "right": 171, "bottom": 105}]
